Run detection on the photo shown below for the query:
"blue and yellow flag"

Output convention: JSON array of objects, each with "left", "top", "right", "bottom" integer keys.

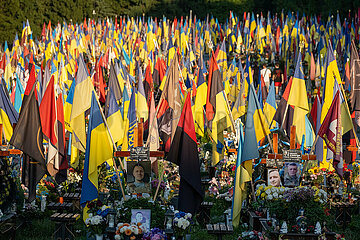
[
  {"left": 231, "top": 122, "right": 250, "bottom": 227},
  {"left": 263, "top": 81, "right": 277, "bottom": 127},
  {"left": 80, "top": 92, "right": 113, "bottom": 206},
  {"left": 0, "top": 84, "right": 19, "bottom": 141},
  {"left": 127, "top": 87, "right": 137, "bottom": 148},
  {"left": 106, "top": 89, "right": 124, "bottom": 145},
  {"left": 241, "top": 83, "right": 270, "bottom": 168}
]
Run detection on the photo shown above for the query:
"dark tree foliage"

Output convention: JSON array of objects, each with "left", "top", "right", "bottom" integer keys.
[{"left": 0, "top": 0, "right": 359, "bottom": 44}]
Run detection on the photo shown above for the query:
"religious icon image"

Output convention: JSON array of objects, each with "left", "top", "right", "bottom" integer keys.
[{"left": 131, "top": 209, "right": 151, "bottom": 232}]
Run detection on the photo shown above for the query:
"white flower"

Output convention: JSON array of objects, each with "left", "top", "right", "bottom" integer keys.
[
  {"left": 273, "top": 193, "right": 279, "bottom": 198},
  {"left": 265, "top": 189, "right": 271, "bottom": 195},
  {"left": 142, "top": 193, "right": 151, "bottom": 198},
  {"left": 267, "top": 195, "right": 273, "bottom": 200},
  {"left": 115, "top": 235, "right": 121, "bottom": 240}
]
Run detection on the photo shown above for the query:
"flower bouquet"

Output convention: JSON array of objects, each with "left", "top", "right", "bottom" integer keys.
[
  {"left": 173, "top": 210, "right": 192, "bottom": 238},
  {"left": 85, "top": 213, "right": 107, "bottom": 235},
  {"left": 238, "top": 230, "right": 264, "bottom": 240},
  {"left": 115, "top": 222, "right": 146, "bottom": 240},
  {"left": 143, "top": 228, "right": 167, "bottom": 240}
]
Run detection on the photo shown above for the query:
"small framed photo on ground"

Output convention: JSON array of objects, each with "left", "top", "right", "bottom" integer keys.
[
  {"left": 126, "top": 160, "right": 151, "bottom": 194},
  {"left": 283, "top": 162, "right": 302, "bottom": 187},
  {"left": 131, "top": 209, "right": 151, "bottom": 232},
  {"left": 267, "top": 169, "right": 282, "bottom": 187}
]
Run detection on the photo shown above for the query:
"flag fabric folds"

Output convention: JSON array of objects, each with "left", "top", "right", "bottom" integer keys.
[
  {"left": 168, "top": 94, "right": 204, "bottom": 214},
  {"left": 241, "top": 83, "right": 270, "bottom": 164},
  {"left": 317, "top": 91, "right": 343, "bottom": 177},
  {"left": 9, "top": 84, "right": 46, "bottom": 202},
  {"left": 0, "top": 83, "right": 19, "bottom": 142},
  {"left": 231, "top": 121, "right": 250, "bottom": 227},
  {"left": 80, "top": 92, "right": 113, "bottom": 206}
]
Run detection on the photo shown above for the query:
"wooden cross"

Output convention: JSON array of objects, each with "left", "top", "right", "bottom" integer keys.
[
  {"left": 113, "top": 119, "right": 164, "bottom": 158},
  {"left": 267, "top": 126, "right": 317, "bottom": 165},
  {"left": 0, "top": 124, "right": 22, "bottom": 156},
  {"left": 113, "top": 119, "right": 165, "bottom": 200}
]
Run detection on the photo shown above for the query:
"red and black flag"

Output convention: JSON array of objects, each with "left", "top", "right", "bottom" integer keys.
[
  {"left": 144, "top": 64, "right": 154, "bottom": 107},
  {"left": 9, "top": 84, "right": 46, "bottom": 202},
  {"left": 55, "top": 93, "right": 68, "bottom": 183},
  {"left": 273, "top": 76, "right": 294, "bottom": 137},
  {"left": 168, "top": 94, "right": 204, "bottom": 214},
  {"left": 152, "top": 57, "right": 166, "bottom": 87}
]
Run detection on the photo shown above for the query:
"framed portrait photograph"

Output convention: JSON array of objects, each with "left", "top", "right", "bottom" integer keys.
[
  {"left": 283, "top": 162, "right": 302, "bottom": 187},
  {"left": 126, "top": 160, "right": 151, "bottom": 194},
  {"left": 131, "top": 209, "right": 151, "bottom": 232},
  {"left": 267, "top": 169, "right": 282, "bottom": 187}
]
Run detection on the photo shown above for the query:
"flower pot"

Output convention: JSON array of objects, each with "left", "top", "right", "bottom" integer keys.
[{"left": 95, "top": 234, "right": 103, "bottom": 240}]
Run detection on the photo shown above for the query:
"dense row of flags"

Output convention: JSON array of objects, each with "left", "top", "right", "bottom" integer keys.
[{"left": 1, "top": 9, "right": 360, "bottom": 224}]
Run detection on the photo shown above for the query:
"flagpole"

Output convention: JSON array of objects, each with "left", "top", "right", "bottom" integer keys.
[
  {"left": 153, "top": 161, "right": 165, "bottom": 201},
  {"left": 92, "top": 90, "right": 126, "bottom": 200}
]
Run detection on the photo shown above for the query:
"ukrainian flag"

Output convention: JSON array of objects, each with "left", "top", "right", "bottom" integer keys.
[
  {"left": 80, "top": 92, "right": 113, "bottom": 206},
  {"left": 194, "top": 66, "right": 207, "bottom": 137},
  {"left": 241, "top": 83, "right": 270, "bottom": 164},
  {"left": 231, "top": 122, "right": 250, "bottom": 227},
  {"left": 106, "top": 89, "right": 124, "bottom": 145},
  {"left": 263, "top": 81, "right": 277, "bottom": 126},
  {"left": 0, "top": 84, "right": 19, "bottom": 141}
]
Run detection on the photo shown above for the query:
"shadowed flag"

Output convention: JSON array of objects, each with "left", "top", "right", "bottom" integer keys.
[
  {"left": 168, "top": 94, "right": 204, "bottom": 214},
  {"left": 10, "top": 84, "right": 46, "bottom": 202}
]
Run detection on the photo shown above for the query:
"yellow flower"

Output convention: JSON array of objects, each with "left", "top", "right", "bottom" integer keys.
[
  {"left": 258, "top": 185, "right": 264, "bottom": 191},
  {"left": 261, "top": 193, "right": 266, "bottom": 199},
  {"left": 256, "top": 190, "right": 261, "bottom": 196},
  {"left": 308, "top": 169, "right": 314, "bottom": 174}
]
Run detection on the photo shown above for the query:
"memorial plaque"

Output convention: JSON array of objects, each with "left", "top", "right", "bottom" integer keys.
[
  {"left": 130, "top": 147, "right": 150, "bottom": 160},
  {"left": 283, "top": 149, "right": 302, "bottom": 162}
]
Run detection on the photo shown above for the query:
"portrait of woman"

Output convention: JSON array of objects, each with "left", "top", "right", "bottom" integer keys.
[{"left": 126, "top": 161, "right": 151, "bottom": 194}]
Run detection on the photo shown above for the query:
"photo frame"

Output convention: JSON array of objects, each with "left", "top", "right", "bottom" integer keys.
[
  {"left": 267, "top": 169, "right": 282, "bottom": 187},
  {"left": 126, "top": 160, "right": 151, "bottom": 194},
  {"left": 131, "top": 209, "right": 151, "bottom": 232},
  {"left": 282, "top": 162, "right": 302, "bottom": 187}
]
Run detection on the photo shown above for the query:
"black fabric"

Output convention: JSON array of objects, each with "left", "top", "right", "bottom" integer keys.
[
  {"left": 168, "top": 126, "right": 204, "bottom": 214},
  {"left": 10, "top": 85, "right": 46, "bottom": 202}
]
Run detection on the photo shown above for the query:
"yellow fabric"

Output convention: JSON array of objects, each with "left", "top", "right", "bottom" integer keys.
[
  {"left": 194, "top": 82, "right": 207, "bottom": 137},
  {"left": 0, "top": 108, "right": 13, "bottom": 141},
  {"left": 253, "top": 108, "right": 271, "bottom": 143},
  {"left": 232, "top": 165, "right": 251, "bottom": 227}
]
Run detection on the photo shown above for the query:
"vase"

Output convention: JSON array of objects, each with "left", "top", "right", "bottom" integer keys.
[{"left": 95, "top": 234, "right": 103, "bottom": 240}]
